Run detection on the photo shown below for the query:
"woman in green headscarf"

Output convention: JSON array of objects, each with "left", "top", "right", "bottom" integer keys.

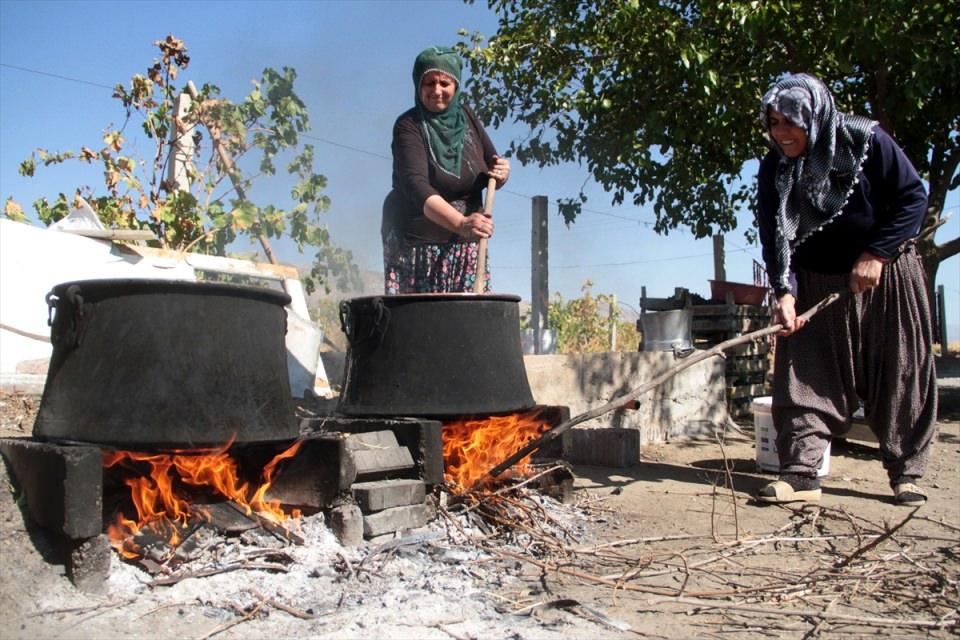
[{"left": 382, "top": 45, "right": 510, "bottom": 294}]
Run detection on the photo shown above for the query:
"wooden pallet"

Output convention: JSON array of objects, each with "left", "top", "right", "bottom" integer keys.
[{"left": 692, "top": 301, "right": 773, "bottom": 417}]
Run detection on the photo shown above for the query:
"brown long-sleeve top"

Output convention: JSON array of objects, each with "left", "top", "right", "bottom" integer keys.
[{"left": 381, "top": 104, "right": 497, "bottom": 242}]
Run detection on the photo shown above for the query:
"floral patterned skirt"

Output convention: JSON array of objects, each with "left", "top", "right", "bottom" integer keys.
[{"left": 382, "top": 229, "right": 490, "bottom": 294}]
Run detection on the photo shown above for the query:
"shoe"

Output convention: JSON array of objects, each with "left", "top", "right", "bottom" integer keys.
[
  {"left": 756, "top": 480, "right": 821, "bottom": 503},
  {"left": 893, "top": 482, "right": 926, "bottom": 507}
]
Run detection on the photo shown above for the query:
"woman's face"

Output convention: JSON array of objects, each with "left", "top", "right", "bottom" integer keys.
[
  {"left": 419, "top": 71, "right": 457, "bottom": 112},
  {"left": 767, "top": 109, "right": 808, "bottom": 158}
]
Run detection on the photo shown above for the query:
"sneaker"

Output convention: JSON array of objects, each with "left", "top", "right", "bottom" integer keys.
[
  {"left": 756, "top": 473, "right": 821, "bottom": 503},
  {"left": 893, "top": 482, "right": 927, "bottom": 507}
]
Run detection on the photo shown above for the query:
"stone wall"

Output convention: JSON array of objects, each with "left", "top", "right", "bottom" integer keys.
[{"left": 523, "top": 352, "right": 728, "bottom": 445}]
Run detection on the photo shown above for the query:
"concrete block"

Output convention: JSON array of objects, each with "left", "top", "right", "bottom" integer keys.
[
  {"left": 0, "top": 438, "right": 102, "bottom": 539},
  {"left": 352, "top": 479, "right": 426, "bottom": 512},
  {"left": 68, "top": 534, "right": 112, "bottom": 594},
  {"left": 329, "top": 504, "right": 364, "bottom": 547},
  {"left": 565, "top": 427, "right": 639, "bottom": 468},
  {"left": 363, "top": 503, "right": 430, "bottom": 538},
  {"left": 264, "top": 435, "right": 356, "bottom": 508}
]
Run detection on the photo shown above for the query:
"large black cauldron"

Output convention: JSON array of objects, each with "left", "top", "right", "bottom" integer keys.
[
  {"left": 337, "top": 294, "right": 535, "bottom": 417},
  {"left": 34, "top": 279, "right": 297, "bottom": 448}
]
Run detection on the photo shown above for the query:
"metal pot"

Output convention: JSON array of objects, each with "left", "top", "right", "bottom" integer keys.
[
  {"left": 638, "top": 308, "right": 693, "bottom": 352},
  {"left": 34, "top": 279, "right": 297, "bottom": 448},
  {"left": 336, "top": 293, "right": 535, "bottom": 417}
]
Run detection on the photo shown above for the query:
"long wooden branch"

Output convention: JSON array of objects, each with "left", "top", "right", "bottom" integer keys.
[{"left": 479, "top": 291, "right": 845, "bottom": 484}]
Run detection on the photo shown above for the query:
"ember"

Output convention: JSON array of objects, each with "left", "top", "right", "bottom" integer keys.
[
  {"left": 103, "top": 439, "right": 304, "bottom": 558},
  {"left": 442, "top": 409, "right": 550, "bottom": 492}
]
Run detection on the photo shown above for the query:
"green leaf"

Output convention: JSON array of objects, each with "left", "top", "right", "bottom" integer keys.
[
  {"left": 231, "top": 201, "right": 258, "bottom": 230},
  {"left": 3, "top": 198, "right": 28, "bottom": 222}
]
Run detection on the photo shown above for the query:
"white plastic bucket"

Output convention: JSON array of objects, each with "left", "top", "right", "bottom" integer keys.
[{"left": 753, "top": 396, "right": 830, "bottom": 477}]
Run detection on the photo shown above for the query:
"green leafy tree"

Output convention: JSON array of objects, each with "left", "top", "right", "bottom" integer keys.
[
  {"left": 457, "top": 0, "right": 958, "bottom": 293},
  {"left": 5, "top": 35, "right": 358, "bottom": 294}
]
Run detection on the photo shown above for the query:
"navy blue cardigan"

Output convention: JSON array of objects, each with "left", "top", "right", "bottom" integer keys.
[{"left": 757, "top": 127, "right": 927, "bottom": 297}]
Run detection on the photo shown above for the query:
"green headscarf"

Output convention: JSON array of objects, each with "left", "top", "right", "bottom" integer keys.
[{"left": 413, "top": 46, "right": 466, "bottom": 178}]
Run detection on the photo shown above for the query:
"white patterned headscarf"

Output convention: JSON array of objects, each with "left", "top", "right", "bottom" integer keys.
[{"left": 759, "top": 73, "right": 877, "bottom": 292}]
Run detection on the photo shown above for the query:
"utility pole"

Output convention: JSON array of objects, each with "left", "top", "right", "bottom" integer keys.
[
  {"left": 712, "top": 234, "right": 726, "bottom": 282},
  {"left": 609, "top": 293, "right": 617, "bottom": 351},
  {"left": 531, "top": 196, "right": 549, "bottom": 354}
]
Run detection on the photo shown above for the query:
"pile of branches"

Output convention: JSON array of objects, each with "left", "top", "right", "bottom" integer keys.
[
  {"left": 441, "top": 477, "right": 959, "bottom": 635},
  {"left": 439, "top": 463, "right": 583, "bottom": 554}
]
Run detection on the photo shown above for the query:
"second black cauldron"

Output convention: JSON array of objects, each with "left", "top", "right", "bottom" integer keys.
[{"left": 337, "top": 294, "right": 536, "bottom": 417}]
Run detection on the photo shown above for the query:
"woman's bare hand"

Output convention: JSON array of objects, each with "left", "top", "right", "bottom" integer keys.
[
  {"left": 458, "top": 212, "right": 494, "bottom": 240},
  {"left": 775, "top": 294, "right": 806, "bottom": 336},
  {"left": 850, "top": 252, "right": 884, "bottom": 293},
  {"left": 489, "top": 155, "right": 510, "bottom": 187}
]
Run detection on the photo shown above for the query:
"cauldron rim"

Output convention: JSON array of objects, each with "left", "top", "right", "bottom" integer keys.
[
  {"left": 346, "top": 292, "right": 521, "bottom": 303},
  {"left": 47, "top": 278, "right": 291, "bottom": 306}
]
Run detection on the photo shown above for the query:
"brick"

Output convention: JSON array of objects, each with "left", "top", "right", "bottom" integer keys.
[
  {"left": 352, "top": 479, "right": 426, "bottom": 512},
  {"left": 362, "top": 503, "right": 430, "bottom": 538},
  {"left": 344, "top": 430, "right": 399, "bottom": 452},
  {"left": 302, "top": 417, "right": 444, "bottom": 486},
  {"left": 0, "top": 438, "right": 103, "bottom": 539},
  {"left": 351, "top": 447, "right": 415, "bottom": 478},
  {"left": 565, "top": 428, "right": 639, "bottom": 468}
]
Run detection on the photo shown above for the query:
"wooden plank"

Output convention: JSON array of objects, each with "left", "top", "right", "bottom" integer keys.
[
  {"left": 65, "top": 229, "right": 156, "bottom": 241},
  {"left": 117, "top": 244, "right": 301, "bottom": 280},
  {"left": 692, "top": 304, "right": 771, "bottom": 318},
  {"left": 727, "top": 358, "right": 771, "bottom": 374}
]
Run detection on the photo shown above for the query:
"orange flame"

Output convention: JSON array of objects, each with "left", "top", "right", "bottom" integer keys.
[
  {"left": 103, "top": 439, "right": 304, "bottom": 558},
  {"left": 442, "top": 409, "right": 550, "bottom": 492}
]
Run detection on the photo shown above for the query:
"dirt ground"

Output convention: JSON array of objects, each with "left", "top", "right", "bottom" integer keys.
[{"left": 1, "top": 362, "right": 958, "bottom": 639}]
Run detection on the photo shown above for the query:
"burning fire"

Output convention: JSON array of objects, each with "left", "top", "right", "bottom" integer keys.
[
  {"left": 442, "top": 409, "right": 550, "bottom": 492},
  {"left": 103, "top": 438, "right": 303, "bottom": 558}
]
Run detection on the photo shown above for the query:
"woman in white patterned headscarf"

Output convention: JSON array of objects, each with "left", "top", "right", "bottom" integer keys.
[{"left": 753, "top": 73, "right": 937, "bottom": 507}]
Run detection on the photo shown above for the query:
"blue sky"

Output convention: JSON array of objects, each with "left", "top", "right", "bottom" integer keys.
[{"left": 1, "top": 0, "right": 957, "bottom": 335}]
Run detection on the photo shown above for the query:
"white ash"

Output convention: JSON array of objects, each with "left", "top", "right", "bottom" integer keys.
[{"left": 96, "top": 493, "right": 607, "bottom": 639}]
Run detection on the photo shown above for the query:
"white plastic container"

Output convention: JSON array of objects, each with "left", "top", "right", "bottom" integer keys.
[{"left": 753, "top": 396, "right": 830, "bottom": 477}]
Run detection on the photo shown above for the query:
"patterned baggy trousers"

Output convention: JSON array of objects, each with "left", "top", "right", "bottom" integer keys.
[{"left": 772, "top": 244, "right": 938, "bottom": 483}]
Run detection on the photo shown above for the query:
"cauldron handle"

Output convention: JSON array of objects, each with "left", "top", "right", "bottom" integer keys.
[
  {"left": 340, "top": 297, "right": 391, "bottom": 349},
  {"left": 46, "top": 284, "right": 86, "bottom": 349}
]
